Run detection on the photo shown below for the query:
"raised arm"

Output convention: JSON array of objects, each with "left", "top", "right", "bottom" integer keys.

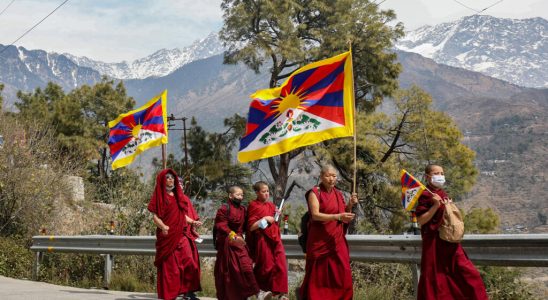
[{"left": 417, "top": 193, "right": 442, "bottom": 225}]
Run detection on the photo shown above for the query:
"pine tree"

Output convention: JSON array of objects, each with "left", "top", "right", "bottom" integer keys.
[{"left": 220, "top": 0, "right": 404, "bottom": 201}]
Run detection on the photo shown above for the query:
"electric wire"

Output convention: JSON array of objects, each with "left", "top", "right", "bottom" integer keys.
[
  {"left": 452, "top": 0, "right": 505, "bottom": 15},
  {"left": 0, "top": 0, "right": 69, "bottom": 55},
  {"left": 0, "top": 0, "right": 16, "bottom": 17}
]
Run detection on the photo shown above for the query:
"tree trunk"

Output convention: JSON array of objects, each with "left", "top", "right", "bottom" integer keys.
[{"left": 270, "top": 152, "right": 290, "bottom": 206}]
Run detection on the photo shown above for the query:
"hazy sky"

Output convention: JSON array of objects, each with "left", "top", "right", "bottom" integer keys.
[{"left": 0, "top": 0, "right": 546, "bottom": 62}]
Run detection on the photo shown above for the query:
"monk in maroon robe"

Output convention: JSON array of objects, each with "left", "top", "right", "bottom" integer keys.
[
  {"left": 179, "top": 179, "right": 202, "bottom": 296},
  {"left": 416, "top": 164, "right": 488, "bottom": 300},
  {"left": 246, "top": 181, "right": 288, "bottom": 299},
  {"left": 300, "top": 165, "right": 358, "bottom": 300},
  {"left": 147, "top": 169, "right": 193, "bottom": 300},
  {"left": 214, "top": 186, "right": 259, "bottom": 300}
]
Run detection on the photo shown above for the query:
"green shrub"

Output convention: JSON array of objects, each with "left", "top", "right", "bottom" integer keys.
[
  {"left": 352, "top": 262, "right": 414, "bottom": 300},
  {"left": 38, "top": 253, "right": 104, "bottom": 288},
  {"left": 197, "top": 260, "right": 217, "bottom": 298},
  {"left": 480, "top": 266, "right": 538, "bottom": 300},
  {"left": 109, "top": 255, "right": 156, "bottom": 292},
  {"left": 0, "top": 237, "right": 33, "bottom": 278}
]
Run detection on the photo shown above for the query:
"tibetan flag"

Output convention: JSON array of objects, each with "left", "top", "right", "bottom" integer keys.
[
  {"left": 401, "top": 169, "right": 426, "bottom": 211},
  {"left": 108, "top": 90, "right": 168, "bottom": 170},
  {"left": 238, "top": 51, "right": 354, "bottom": 163}
]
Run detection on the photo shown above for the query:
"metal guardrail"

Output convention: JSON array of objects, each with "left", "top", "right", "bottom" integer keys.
[{"left": 30, "top": 234, "right": 548, "bottom": 288}]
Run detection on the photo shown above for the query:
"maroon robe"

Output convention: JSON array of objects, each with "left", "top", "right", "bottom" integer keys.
[
  {"left": 147, "top": 169, "right": 190, "bottom": 300},
  {"left": 214, "top": 199, "right": 259, "bottom": 300},
  {"left": 300, "top": 186, "right": 353, "bottom": 300},
  {"left": 246, "top": 199, "right": 288, "bottom": 294},
  {"left": 415, "top": 186, "right": 488, "bottom": 300},
  {"left": 180, "top": 194, "right": 201, "bottom": 293}
]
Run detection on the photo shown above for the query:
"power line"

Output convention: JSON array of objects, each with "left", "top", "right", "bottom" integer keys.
[
  {"left": 0, "top": 0, "right": 69, "bottom": 55},
  {"left": 476, "top": 0, "right": 504, "bottom": 15},
  {"left": 452, "top": 0, "right": 481, "bottom": 13},
  {"left": 452, "top": 0, "right": 505, "bottom": 15},
  {"left": 0, "top": 0, "right": 16, "bottom": 17}
]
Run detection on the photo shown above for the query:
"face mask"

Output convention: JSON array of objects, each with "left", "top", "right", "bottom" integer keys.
[{"left": 431, "top": 175, "right": 445, "bottom": 188}]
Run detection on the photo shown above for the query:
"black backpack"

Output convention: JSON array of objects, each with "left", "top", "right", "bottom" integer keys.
[
  {"left": 298, "top": 211, "right": 310, "bottom": 253},
  {"left": 298, "top": 188, "right": 320, "bottom": 253}
]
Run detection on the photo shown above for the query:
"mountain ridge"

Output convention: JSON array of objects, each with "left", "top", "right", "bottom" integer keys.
[
  {"left": 396, "top": 15, "right": 547, "bottom": 88},
  {"left": 63, "top": 32, "right": 225, "bottom": 80}
]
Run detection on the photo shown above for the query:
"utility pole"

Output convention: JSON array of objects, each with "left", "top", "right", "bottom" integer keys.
[{"left": 167, "top": 114, "right": 191, "bottom": 189}]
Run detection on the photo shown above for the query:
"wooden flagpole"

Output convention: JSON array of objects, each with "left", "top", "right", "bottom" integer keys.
[
  {"left": 162, "top": 144, "right": 167, "bottom": 169},
  {"left": 349, "top": 43, "right": 357, "bottom": 193}
]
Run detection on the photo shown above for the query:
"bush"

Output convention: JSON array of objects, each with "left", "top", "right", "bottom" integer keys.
[
  {"left": 38, "top": 253, "right": 104, "bottom": 288},
  {"left": 352, "top": 262, "right": 414, "bottom": 300},
  {"left": 480, "top": 266, "right": 538, "bottom": 300},
  {"left": 109, "top": 255, "right": 156, "bottom": 292},
  {"left": 0, "top": 237, "right": 33, "bottom": 278}
]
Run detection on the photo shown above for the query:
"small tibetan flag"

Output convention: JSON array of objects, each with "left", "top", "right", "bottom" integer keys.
[
  {"left": 401, "top": 169, "right": 426, "bottom": 211},
  {"left": 238, "top": 51, "right": 355, "bottom": 163},
  {"left": 108, "top": 90, "right": 168, "bottom": 170}
]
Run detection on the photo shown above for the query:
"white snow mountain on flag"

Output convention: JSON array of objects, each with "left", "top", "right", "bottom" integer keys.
[
  {"left": 395, "top": 15, "right": 547, "bottom": 88},
  {"left": 63, "top": 32, "right": 225, "bottom": 80}
]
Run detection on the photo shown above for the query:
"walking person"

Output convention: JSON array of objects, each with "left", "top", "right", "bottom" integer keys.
[
  {"left": 416, "top": 164, "right": 488, "bottom": 300},
  {"left": 246, "top": 181, "right": 289, "bottom": 300},
  {"left": 147, "top": 169, "right": 194, "bottom": 300},
  {"left": 178, "top": 177, "right": 202, "bottom": 299},
  {"left": 214, "top": 186, "right": 260, "bottom": 300},
  {"left": 299, "top": 165, "right": 358, "bottom": 300}
]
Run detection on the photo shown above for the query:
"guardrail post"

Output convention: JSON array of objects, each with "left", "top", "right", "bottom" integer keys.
[
  {"left": 103, "top": 254, "right": 113, "bottom": 289},
  {"left": 411, "top": 263, "right": 420, "bottom": 298},
  {"left": 32, "top": 251, "right": 43, "bottom": 281}
]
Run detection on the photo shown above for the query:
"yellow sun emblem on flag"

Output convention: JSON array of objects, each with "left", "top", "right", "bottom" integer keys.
[
  {"left": 269, "top": 89, "right": 307, "bottom": 118},
  {"left": 131, "top": 123, "right": 142, "bottom": 141}
]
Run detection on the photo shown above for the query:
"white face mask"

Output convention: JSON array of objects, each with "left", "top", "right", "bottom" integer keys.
[{"left": 431, "top": 175, "right": 445, "bottom": 188}]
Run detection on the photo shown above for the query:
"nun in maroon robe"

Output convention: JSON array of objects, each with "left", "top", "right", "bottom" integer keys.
[
  {"left": 180, "top": 191, "right": 202, "bottom": 294},
  {"left": 415, "top": 164, "right": 488, "bottom": 300},
  {"left": 299, "top": 165, "right": 357, "bottom": 300},
  {"left": 214, "top": 186, "right": 259, "bottom": 300},
  {"left": 147, "top": 169, "right": 192, "bottom": 300},
  {"left": 246, "top": 181, "right": 288, "bottom": 298}
]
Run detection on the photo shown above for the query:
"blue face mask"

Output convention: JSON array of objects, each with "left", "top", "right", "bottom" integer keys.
[{"left": 431, "top": 175, "right": 445, "bottom": 188}]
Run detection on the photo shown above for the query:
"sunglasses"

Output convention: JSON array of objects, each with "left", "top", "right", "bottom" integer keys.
[{"left": 165, "top": 174, "right": 175, "bottom": 180}]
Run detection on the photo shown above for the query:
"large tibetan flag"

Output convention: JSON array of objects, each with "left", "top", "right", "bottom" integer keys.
[
  {"left": 401, "top": 169, "right": 427, "bottom": 211},
  {"left": 108, "top": 90, "right": 168, "bottom": 170},
  {"left": 238, "top": 51, "right": 354, "bottom": 163}
]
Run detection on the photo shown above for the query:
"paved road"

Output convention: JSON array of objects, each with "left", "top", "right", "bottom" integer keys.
[{"left": 0, "top": 276, "right": 216, "bottom": 300}]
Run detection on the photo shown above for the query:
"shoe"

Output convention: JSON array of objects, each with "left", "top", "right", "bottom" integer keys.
[
  {"left": 258, "top": 290, "right": 273, "bottom": 300},
  {"left": 185, "top": 292, "right": 199, "bottom": 300}
]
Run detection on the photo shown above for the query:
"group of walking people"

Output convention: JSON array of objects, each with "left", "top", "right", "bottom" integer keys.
[{"left": 148, "top": 164, "right": 488, "bottom": 300}]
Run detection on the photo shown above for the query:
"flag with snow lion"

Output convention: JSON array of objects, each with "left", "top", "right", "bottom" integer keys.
[
  {"left": 238, "top": 51, "right": 355, "bottom": 163},
  {"left": 108, "top": 90, "right": 168, "bottom": 170},
  {"left": 400, "top": 169, "right": 426, "bottom": 211}
]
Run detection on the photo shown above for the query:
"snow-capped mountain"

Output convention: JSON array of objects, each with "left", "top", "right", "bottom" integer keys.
[
  {"left": 64, "top": 32, "right": 225, "bottom": 80},
  {"left": 396, "top": 15, "right": 547, "bottom": 88},
  {"left": 0, "top": 44, "right": 101, "bottom": 97}
]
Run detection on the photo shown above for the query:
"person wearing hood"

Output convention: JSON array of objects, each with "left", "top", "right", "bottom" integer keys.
[
  {"left": 415, "top": 164, "right": 488, "bottom": 300},
  {"left": 213, "top": 185, "right": 259, "bottom": 300},
  {"left": 147, "top": 169, "right": 193, "bottom": 300},
  {"left": 178, "top": 177, "right": 202, "bottom": 299}
]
